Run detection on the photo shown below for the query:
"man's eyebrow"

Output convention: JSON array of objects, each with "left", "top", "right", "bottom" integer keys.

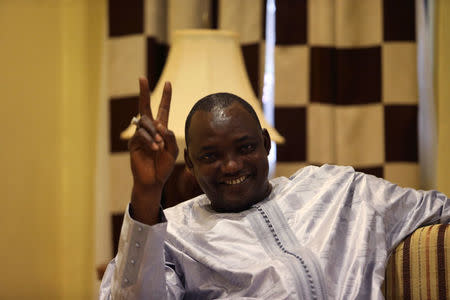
[
  {"left": 199, "top": 145, "right": 217, "bottom": 152},
  {"left": 235, "top": 135, "right": 255, "bottom": 143}
]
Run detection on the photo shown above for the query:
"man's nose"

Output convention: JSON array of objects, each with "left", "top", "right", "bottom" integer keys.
[{"left": 221, "top": 154, "right": 242, "bottom": 174}]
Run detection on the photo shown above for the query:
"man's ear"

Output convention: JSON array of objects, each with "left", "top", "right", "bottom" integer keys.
[
  {"left": 184, "top": 148, "right": 194, "bottom": 170},
  {"left": 262, "top": 129, "right": 271, "bottom": 155}
]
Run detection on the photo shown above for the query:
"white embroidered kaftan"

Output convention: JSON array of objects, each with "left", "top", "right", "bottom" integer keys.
[{"left": 100, "top": 165, "right": 450, "bottom": 299}]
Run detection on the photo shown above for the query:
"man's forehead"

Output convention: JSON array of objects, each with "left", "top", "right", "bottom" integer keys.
[
  {"left": 188, "top": 104, "right": 258, "bottom": 140},
  {"left": 191, "top": 102, "right": 253, "bottom": 124},
  {"left": 209, "top": 105, "right": 232, "bottom": 123}
]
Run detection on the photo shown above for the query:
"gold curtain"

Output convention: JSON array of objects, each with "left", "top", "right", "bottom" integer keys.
[
  {"left": 436, "top": 0, "right": 450, "bottom": 196},
  {"left": 0, "top": 0, "right": 105, "bottom": 299}
]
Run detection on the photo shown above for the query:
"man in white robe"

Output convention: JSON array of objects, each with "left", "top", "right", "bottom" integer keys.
[{"left": 100, "top": 78, "right": 449, "bottom": 299}]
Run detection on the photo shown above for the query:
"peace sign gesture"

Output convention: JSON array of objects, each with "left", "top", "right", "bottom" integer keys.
[{"left": 129, "top": 78, "right": 178, "bottom": 225}]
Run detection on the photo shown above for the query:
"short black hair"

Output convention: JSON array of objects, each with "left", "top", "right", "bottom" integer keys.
[{"left": 184, "top": 92, "right": 262, "bottom": 147}]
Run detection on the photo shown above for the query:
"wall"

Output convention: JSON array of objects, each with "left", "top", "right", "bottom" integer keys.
[{"left": 0, "top": 0, "right": 105, "bottom": 298}]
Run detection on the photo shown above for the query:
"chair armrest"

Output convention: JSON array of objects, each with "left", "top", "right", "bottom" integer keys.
[{"left": 383, "top": 224, "right": 450, "bottom": 299}]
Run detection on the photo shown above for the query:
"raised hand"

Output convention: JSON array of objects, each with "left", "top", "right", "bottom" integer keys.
[{"left": 128, "top": 78, "right": 178, "bottom": 225}]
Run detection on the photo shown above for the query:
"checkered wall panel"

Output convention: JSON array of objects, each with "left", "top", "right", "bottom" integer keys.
[{"left": 270, "top": 0, "right": 419, "bottom": 189}]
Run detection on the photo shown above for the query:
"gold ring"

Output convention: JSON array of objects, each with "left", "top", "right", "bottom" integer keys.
[{"left": 131, "top": 116, "right": 140, "bottom": 127}]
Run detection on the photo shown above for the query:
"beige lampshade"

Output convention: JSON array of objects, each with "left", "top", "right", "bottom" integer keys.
[{"left": 121, "top": 29, "right": 284, "bottom": 160}]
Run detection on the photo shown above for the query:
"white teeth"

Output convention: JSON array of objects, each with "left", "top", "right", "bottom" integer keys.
[{"left": 224, "top": 176, "right": 247, "bottom": 185}]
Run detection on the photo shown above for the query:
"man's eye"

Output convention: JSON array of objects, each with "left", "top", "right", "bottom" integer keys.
[
  {"left": 200, "top": 153, "right": 216, "bottom": 162},
  {"left": 240, "top": 144, "right": 255, "bottom": 154}
]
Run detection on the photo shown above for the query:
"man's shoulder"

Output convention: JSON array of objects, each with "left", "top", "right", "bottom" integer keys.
[{"left": 288, "top": 164, "right": 356, "bottom": 180}]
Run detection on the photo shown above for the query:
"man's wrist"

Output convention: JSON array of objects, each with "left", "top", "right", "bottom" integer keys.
[
  {"left": 130, "top": 184, "right": 164, "bottom": 225},
  {"left": 129, "top": 202, "right": 166, "bottom": 224}
]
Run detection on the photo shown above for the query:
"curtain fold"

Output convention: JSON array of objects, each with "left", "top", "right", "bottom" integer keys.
[
  {"left": 436, "top": 0, "right": 450, "bottom": 196},
  {"left": 61, "top": 0, "right": 106, "bottom": 299},
  {"left": 416, "top": 0, "right": 437, "bottom": 190},
  {"left": 93, "top": 0, "right": 110, "bottom": 298}
]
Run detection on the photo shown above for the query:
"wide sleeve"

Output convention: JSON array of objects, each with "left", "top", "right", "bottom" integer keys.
[
  {"left": 358, "top": 172, "right": 450, "bottom": 250},
  {"left": 99, "top": 205, "right": 185, "bottom": 300}
]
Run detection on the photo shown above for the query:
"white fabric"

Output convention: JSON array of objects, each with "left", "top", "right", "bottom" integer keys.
[{"left": 100, "top": 165, "right": 450, "bottom": 299}]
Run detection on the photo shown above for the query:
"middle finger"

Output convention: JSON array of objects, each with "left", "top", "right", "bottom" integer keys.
[{"left": 138, "top": 115, "right": 162, "bottom": 143}]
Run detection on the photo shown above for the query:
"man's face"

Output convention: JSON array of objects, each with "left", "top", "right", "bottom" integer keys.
[{"left": 185, "top": 103, "right": 272, "bottom": 213}]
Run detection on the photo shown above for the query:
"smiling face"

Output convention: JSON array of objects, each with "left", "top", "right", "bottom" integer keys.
[{"left": 184, "top": 102, "right": 272, "bottom": 213}]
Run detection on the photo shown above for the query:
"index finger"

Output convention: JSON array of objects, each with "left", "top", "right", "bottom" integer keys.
[
  {"left": 156, "top": 81, "right": 172, "bottom": 127},
  {"left": 139, "top": 77, "right": 153, "bottom": 120}
]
